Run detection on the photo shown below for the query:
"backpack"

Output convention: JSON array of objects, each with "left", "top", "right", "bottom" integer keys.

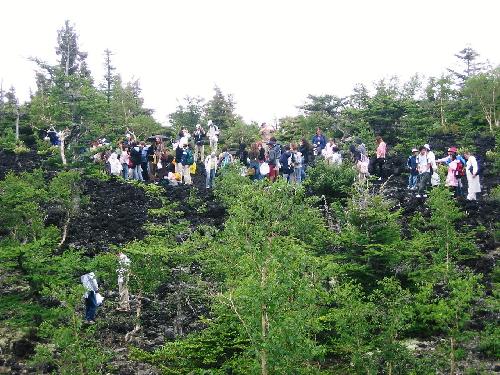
[
  {"left": 455, "top": 160, "right": 466, "bottom": 178},
  {"left": 185, "top": 150, "right": 194, "bottom": 165},
  {"left": 269, "top": 145, "right": 281, "bottom": 164},
  {"left": 221, "top": 152, "right": 231, "bottom": 167}
]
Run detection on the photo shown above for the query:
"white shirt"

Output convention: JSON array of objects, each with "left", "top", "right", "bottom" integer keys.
[{"left": 417, "top": 153, "right": 430, "bottom": 174}]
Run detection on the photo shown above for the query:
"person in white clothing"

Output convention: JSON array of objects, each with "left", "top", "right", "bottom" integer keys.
[
  {"left": 204, "top": 152, "right": 218, "bottom": 189},
  {"left": 322, "top": 139, "right": 337, "bottom": 164},
  {"left": 108, "top": 152, "right": 122, "bottom": 176},
  {"left": 331, "top": 147, "right": 342, "bottom": 166},
  {"left": 416, "top": 146, "right": 431, "bottom": 198},
  {"left": 463, "top": 151, "right": 481, "bottom": 200},
  {"left": 424, "top": 144, "right": 439, "bottom": 186},
  {"left": 116, "top": 252, "right": 131, "bottom": 311},
  {"left": 81, "top": 272, "right": 100, "bottom": 323},
  {"left": 207, "top": 120, "right": 220, "bottom": 153}
]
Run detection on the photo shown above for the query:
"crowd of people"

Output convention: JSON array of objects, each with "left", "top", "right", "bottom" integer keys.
[
  {"left": 407, "top": 144, "right": 481, "bottom": 200},
  {"left": 86, "top": 121, "right": 481, "bottom": 201}
]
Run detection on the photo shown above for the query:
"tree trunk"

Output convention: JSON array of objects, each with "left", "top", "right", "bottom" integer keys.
[
  {"left": 440, "top": 97, "right": 445, "bottom": 127},
  {"left": 125, "top": 292, "right": 142, "bottom": 342},
  {"left": 58, "top": 214, "right": 71, "bottom": 247},
  {"left": 60, "top": 138, "right": 67, "bottom": 166},
  {"left": 15, "top": 106, "right": 19, "bottom": 141}
]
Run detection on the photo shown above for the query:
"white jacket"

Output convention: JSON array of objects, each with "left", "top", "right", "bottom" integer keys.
[{"left": 81, "top": 272, "right": 99, "bottom": 297}]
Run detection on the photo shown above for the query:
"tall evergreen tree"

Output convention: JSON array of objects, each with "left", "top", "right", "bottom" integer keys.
[{"left": 55, "top": 20, "right": 89, "bottom": 78}]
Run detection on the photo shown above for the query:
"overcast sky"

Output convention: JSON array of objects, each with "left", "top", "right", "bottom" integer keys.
[{"left": 1, "top": 0, "right": 498, "bottom": 125}]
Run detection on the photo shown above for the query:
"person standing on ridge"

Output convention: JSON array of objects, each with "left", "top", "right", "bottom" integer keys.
[
  {"left": 374, "top": 136, "right": 387, "bottom": 180},
  {"left": 193, "top": 124, "right": 206, "bottom": 163},
  {"left": 416, "top": 146, "right": 431, "bottom": 198},
  {"left": 81, "top": 272, "right": 100, "bottom": 324},
  {"left": 207, "top": 120, "right": 220, "bottom": 153},
  {"left": 180, "top": 143, "right": 194, "bottom": 185},
  {"left": 407, "top": 148, "right": 419, "bottom": 190},
  {"left": 463, "top": 150, "right": 481, "bottom": 201},
  {"left": 312, "top": 128, "right": 327, "bottom": 156}
]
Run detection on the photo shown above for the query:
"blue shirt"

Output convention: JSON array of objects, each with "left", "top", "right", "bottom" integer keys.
[{"left": 312, "top": 134, "right": 326, "bottom": 150}]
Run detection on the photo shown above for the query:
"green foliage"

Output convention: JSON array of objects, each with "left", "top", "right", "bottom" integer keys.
[
  {"left": 321, "top": 278, "right": 415, "bottom": 374},
  {"left": 131, "top": 315, "right": 247, "bottom": 374},
  {"left": 223, "top": 120, "right": 260, "bottom": 148},
  {"left": 0, "top": 170, "right": 47, "bottom": 242},
  {"left": 303, "top": 161, "right": 357, "bottom": 203}
]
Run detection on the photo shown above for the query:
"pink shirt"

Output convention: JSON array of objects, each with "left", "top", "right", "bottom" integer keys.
[
  {"left": 376, "top": 141, "right": 387, "bottom": 158},
  {"left": 445, "top": 160, "right": 459, "bottom": 187}
]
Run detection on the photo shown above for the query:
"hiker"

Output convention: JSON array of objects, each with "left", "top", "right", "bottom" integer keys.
[
  {"left": 445, "top": 154, "right": 460, "bottom": 197},
  {"left": 351, "top": 144, "right": 369, "bottom": 180},
  {"left": 407, "top": 148, "right": 419, "bottom": 190},
  {"left": 374, "top": 136, "right": 387, "bottom": 180},
  {"left": 116, "top": 252, "right": 131, "bottom": 312},
  {"left": 205, "top": 152, "right": 218, "bottom": 189},
  {"left": 258, "top": 142, "right": 266, "bottom": 162},
  {"left": 237, "top": 143, "right": 249, "bottom": 166},
  {"left": 312, "top": 128, "right": 327, "bottom": 156},
  {"left": 416, "top": 146, "right": 431, "bottom": 198},
  {"left": 120, "top": 146, "right": 130, "bottom": 179},
  {"left": 130, "top": 143, "right": 143, "bottom": 181},
  {"left": 356, "top": 138, "right": 367, "bottom": 158},
  {"left": 46, "top": 127, "right": 60, "bottom": 146},
  {"left": 331, "top": 147, "right": 342, "bottom": 166},
  {"left": 140, "top": 141, "right": 150, "bottom": 181},
  {"left": 180, "top": 143, "right": 194, "bottom": 185},
  {"left": 179, "top": 128, "right": 191, "bottom": 146},
  {"left": 108, "top": 152, "right": 122, "bottom": 176},
  {"left": 248, "top": 143, "right": 262, "bottom": 180},
  {"left": 164, "top": 152, "right": 176, "bottom": 180},
  {"left": 218, "top": 147, "right": 234, "bottom": 168},
  {"left": 193, "top": 124, "right": 206, "bottom": 163},
  {"left": 207, "top": 120, "right": 220, "bottom": 152},
  {"left": 290, "top": 143, "right": 304, "bottom": 184},
  {"left": 437, "top": 147, "right": 466, "bottom": 196},
  {"left": 267, "top": 137, "right": 281, "bottom": 182},
  {"left": 463, "top": 150, "right": 481, "bottom": 201},
  {"left": 322, "top": 138, "right": 337, "bottom": 165},
  {"left": 174, "top": 142, "right": 184, "bottom": 174},
  {"left": 299, "top": 138, "right": 313, "bottom": 180},
  {"left": 81, "top": 272, "right": 100, "bottom": 324},
  {"left": 424, "top": 144, "right": 440, "bottom": 186},
  {"left": 279, "top": 145, "right": 294, "bottom": 182}
]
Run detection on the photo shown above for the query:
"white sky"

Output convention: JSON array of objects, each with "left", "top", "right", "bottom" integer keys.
[{"left": 1, "top": 0, "right": 499, "bottom": 125}]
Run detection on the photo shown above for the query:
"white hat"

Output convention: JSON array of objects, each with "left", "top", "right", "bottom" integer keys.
[
  {"left": 424, "top": 144, "right": 430, "bottom": 150},
  {"left": 196, "top": 124, "right": 201, "bottom": 128},
  {"left": 412, "top": 148, "right": 418, "bottom": 152},
  {"left": 207, "top": 120, "right": 213, "bottom": 126}
]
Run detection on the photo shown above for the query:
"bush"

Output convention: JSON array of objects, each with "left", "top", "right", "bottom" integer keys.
[{"left": 303, "top": 161, "right": 357, "bottom": 203}]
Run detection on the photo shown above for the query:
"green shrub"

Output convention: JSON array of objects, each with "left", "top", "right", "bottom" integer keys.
[{"left": 303, "top": 161, "right": 357, "bottom": 203}]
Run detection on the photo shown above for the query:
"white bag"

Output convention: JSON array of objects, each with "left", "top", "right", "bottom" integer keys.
[
  {"left": 431, "top": 172, "right": 440, "bottom": 186},
  {"left": 95, "top": 292, "right": 104, "bottom": 306},
  {"left": 259, "top": 162, "right": 270, "bottom": 176},
  {"left": 157, "top": 161, "right": 163, "bottom": 169}
]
